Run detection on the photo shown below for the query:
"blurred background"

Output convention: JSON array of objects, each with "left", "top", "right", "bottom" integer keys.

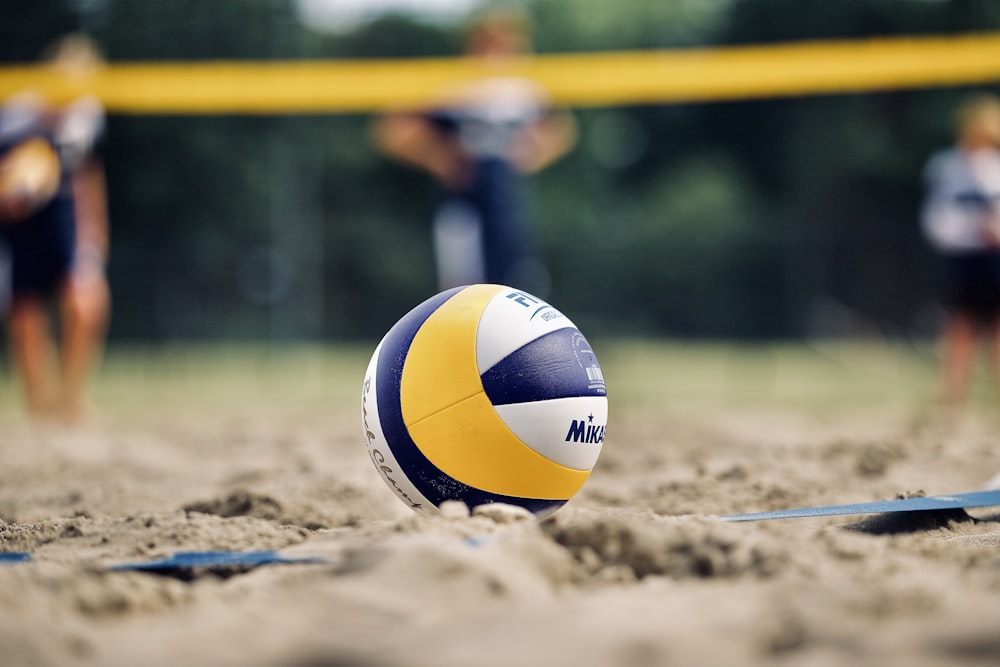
[{"left": 3, "top": 0, "right": 1000, "bottom": 349}]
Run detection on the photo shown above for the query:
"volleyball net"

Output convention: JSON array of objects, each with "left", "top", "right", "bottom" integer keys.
[{"left": 2, "top": 32, "right": 1000, "bottom": 114}]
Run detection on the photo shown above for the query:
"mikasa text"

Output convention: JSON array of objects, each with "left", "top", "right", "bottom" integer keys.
[
  {"left": 362, "top": 376, "right": 423, "bottom": 509},
  {"left": 565, "top": 415, "right": 606, "bottom": 444}
]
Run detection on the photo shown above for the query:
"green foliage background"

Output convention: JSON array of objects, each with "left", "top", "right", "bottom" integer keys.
[{"left": 4, "top": 0, "right": 1000, "bottom": 342}]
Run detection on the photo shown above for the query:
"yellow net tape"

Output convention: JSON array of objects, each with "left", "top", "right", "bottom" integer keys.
[{"left": 2, "top": 32, "right": 1000, "bottom": 114}]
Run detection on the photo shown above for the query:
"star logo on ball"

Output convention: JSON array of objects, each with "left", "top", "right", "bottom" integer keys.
[{"left": 588, "top": 413, "right": 594, "bottom": 423}]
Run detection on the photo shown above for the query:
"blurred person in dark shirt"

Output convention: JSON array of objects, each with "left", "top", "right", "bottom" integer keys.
[
  {"left": 0, "top": 35, "right": 110, "bottom": 421},
  {"left": 373, "top": 8, "right": 576, "bottom": 296}
]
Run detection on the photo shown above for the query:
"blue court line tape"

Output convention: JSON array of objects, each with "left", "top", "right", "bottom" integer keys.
[
  {"left": 465, "top": 535, "right": 501, "bottom": 548},
  {"left": 107, "top": 550, "right": 330, "bottom": 572},
  {"left": 723, "top": 489, "right": 1000, "bottom": 522},
  {"left": 0, "top": 552, "right": 32, "bottom": 564}
]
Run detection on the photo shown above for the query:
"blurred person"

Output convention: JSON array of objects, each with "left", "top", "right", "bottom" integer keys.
[
  {"left": 0, "top": 35, "right": 110, "bottom": 421},
  {"left": 921, "top": 93, "right": 1000, "bottom": 407},
  {"left": 372, "top": 7, "right": 576, "bottom": 295}
]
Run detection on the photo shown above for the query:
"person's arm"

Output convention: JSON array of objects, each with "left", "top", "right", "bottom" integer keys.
[
  {"left": 372, "top": 113, "right": 470, "bottom": 189},
  {"left": 512, "top": 108, "right": 577, "bottom": 174},
  {"left": 72, "top": 155, "right": 109, "bottom": 263}
]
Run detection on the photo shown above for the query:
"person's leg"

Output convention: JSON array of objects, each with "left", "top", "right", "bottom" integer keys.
[
  {"left": 7, "top": 297, "right": 57, "bottom": 416},
  {"left": 58, "top": 269, "right": 109, "bottom": 419},
  {"left": 942, "top": 311, "right": 978, "bottom": 405},
  {"left": 433, "top": 201, "right": 485, "bottom": 289},
  {"left": 992, "top": 318, "right": 1000, "bottom": 404}
]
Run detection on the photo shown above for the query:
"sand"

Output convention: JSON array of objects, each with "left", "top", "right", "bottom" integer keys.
[{"left": 2, "top": 346, "right": 1000, "bottom": 667}]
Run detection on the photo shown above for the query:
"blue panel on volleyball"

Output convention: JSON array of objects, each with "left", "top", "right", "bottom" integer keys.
[
  {"left": 481, "top": 328, "right": 606, "bottom": 405},
  {"left": 722, "top": 489, "right": 1000, "bottom": 522}
]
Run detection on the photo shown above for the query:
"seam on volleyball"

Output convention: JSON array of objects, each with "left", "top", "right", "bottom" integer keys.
[{"left": 405, "top": 389, "right": 484, "bottom": 430}]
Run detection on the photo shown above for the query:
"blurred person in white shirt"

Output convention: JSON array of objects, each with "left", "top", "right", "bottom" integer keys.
[{"left": 921, "top": 93, "right": 1000, "bottom": 406}]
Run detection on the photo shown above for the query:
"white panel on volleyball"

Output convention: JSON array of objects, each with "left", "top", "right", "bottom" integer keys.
[
  {"left": 494, "top": 396, "right": 607, "bottom": 471},
  {"left": 361, "top": 342, "right": 435, "bottom": 512},
  {"left": 477, "top": 288, "right": 579, "bottom": 372}
]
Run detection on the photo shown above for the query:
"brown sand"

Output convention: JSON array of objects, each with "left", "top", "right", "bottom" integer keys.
[{"left": 2, "top": 347, "right": 1000, "bottom": 667}]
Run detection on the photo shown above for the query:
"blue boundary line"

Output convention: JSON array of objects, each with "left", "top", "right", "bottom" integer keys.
[
  {"left": 0, "top": 552, "right": 32, "bottom": 564},
  {"left": 107, "top": 550, "right": 330, "bottom": 571},
  {"left": 723, "top": 489, "right": 1000, "bottom": 522}
]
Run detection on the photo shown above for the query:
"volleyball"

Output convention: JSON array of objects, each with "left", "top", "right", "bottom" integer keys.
[
  {"left": 361, "top": 284, "right": 608, "bottom": 518},
  {"left": 0, "top": 137, "right": 61, "bottom": 222}
]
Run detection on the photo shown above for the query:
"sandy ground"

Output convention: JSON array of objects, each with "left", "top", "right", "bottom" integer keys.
[{"left": 1, "top": 344, "right": 1000, "bottom": 667}]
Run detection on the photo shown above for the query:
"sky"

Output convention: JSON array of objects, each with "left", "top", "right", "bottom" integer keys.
[{"left": 294, "top": 0, "right": 487, "bottom": 32}]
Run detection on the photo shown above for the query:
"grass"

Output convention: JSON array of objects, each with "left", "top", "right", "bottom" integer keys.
[
  {"left": 601, "top": 338, "right": 944, "bottom": 414},
  {"left": 0, "top": 338, "right": 979, "bottom": 422}
]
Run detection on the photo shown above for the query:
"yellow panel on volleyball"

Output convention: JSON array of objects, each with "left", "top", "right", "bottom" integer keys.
[{"left": 399, "top": 283, "right": 501, "bottom": 423}]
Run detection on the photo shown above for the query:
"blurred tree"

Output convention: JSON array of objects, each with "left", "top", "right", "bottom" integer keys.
[
  {"left": 532, "top": 0, "right": 731, "bottom": 51},
  {"left": 0, "top": 0, "right": 78, "bottom": 61}
]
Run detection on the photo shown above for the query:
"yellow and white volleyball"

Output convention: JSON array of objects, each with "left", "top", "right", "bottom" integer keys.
[
  {"left": 361, "top": 284, "right": 608, "bottom": 518},
  {"left": 0, "top": 137, "right": 61, "bottom": 222}
]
